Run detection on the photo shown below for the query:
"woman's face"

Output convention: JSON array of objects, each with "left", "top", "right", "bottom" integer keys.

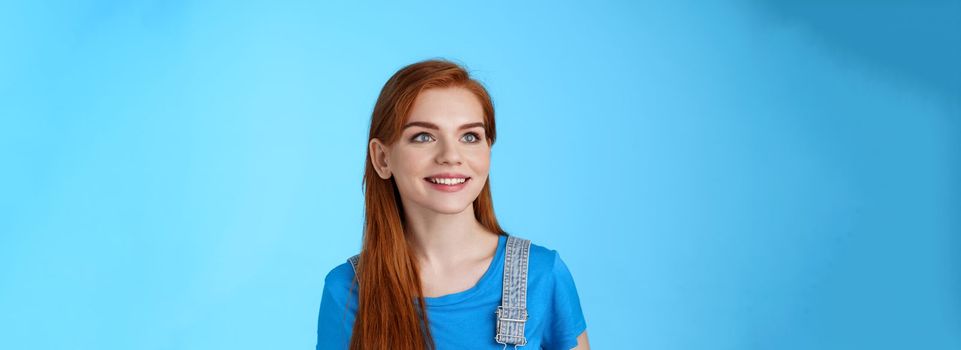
[{"left": 370, "top": 86, "right": 491, "bottom": 215}]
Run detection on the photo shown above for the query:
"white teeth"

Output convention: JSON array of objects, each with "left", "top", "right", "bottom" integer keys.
[{"left": 429, "top": 177, "right": 467, "bottom": 185}]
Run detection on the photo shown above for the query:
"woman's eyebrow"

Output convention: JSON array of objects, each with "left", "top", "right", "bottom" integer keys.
[{"left": 403, "top": 121, "right": 485, "bottom": 131}]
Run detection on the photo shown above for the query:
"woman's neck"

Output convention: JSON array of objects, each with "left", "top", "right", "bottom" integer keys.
[{"left": 403, "top": 202, "right": 498, "bottom": 271}]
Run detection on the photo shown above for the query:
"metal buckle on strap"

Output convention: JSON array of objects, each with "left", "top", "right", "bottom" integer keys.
[
  {"left": 495, "top": 306, "right": 529, "bottom": 322},
  {"left": 495, "top": 332, "right": 528, "bottom": 348},
  {"left": 495, "top": 334, "right": 528, "bottom": 348}
]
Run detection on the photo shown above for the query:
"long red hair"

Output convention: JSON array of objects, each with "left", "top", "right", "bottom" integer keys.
[{"left": 350, "top": 59, "right": 507, "bottom": 349}]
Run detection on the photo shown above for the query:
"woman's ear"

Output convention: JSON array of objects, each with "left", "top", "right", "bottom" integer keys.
[{"left": 369, "top": 138, "right": 392, "bottom": 179}]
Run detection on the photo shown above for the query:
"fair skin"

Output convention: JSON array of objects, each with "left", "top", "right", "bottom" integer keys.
[{"left": 369, "top": 86, "right": 589, "bottom": 349}]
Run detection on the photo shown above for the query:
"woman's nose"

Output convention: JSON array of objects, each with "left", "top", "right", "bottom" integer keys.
[{"left": 436, "top": 139, "right": 462, "bottom": 165}]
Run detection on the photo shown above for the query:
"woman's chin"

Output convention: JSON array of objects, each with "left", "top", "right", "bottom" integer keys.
[{"left": 424, "top": 201, "right": 474, "bottom": 215}]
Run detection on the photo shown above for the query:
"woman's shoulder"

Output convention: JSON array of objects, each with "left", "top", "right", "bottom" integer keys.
[
  {"left": 322, "top": 259, "right": 357, "bottom": 293},
  {"left": 526, "top": 239, "right": 559, "bottom": 263},
  {"left": 522, "top": 237, "right": 569, "bottom": 278}
]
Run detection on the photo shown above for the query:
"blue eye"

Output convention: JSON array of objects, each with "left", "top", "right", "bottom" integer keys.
[
  {"left": 410, "top": 132, "right": 483, "bottom": 143},
  {"left": 412, "top": 133, "right": 433, "bottom": 143},
  {"left": 463, "top": 132, "right": 480, "bottom": 143}
]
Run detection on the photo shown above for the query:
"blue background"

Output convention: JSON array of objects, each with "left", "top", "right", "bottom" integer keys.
[{"left": 1, "top": 1, "right": 959, "bottom": 349}]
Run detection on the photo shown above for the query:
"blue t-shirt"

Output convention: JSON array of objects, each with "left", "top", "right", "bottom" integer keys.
[{"left": 316, "top": 234, "right": 587, "bottom": 349}]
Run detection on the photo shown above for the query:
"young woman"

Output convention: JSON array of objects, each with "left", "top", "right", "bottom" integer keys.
[{"left": 316, "top": 59, "right": 589, "bottom": 350}]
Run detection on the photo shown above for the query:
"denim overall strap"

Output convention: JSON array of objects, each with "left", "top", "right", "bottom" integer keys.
[
  {"left": 495, "top": 235, "right": 531, "bottom": 349},
  {"left": 347, "top": 254, "right": 360, "bottom": 278}
]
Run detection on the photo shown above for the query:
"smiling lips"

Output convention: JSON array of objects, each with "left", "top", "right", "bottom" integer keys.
[{"left": 424, "top": 173, "right": 471, "bottom": 192}]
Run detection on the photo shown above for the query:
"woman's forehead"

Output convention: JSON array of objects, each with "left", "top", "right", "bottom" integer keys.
[{"left": 406, "top": 87, "right": 485, "bottom": 127}]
